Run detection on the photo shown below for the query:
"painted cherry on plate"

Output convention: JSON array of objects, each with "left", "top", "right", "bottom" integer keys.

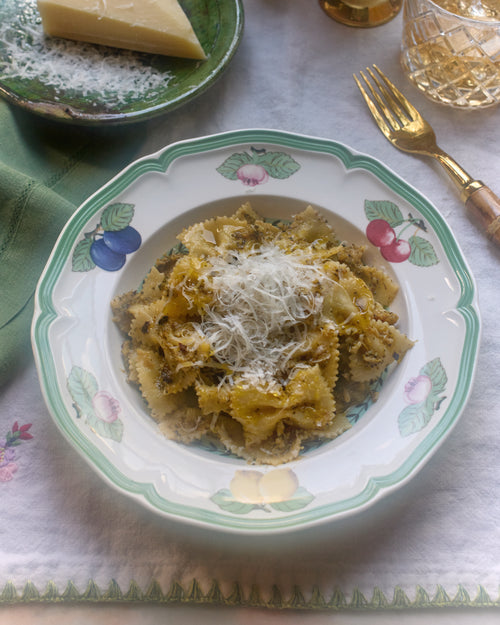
[
  {"left": 380, "top": 238, "right": 412, "bottom": 263},
  {"left": 366, "top": 219, "right": 396, "bottom": 247},
  {"left": 364, "top": 199, "right": 439, "bottom": 267}
]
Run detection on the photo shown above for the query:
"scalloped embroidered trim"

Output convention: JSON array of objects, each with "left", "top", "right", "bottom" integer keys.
[{"left": 0, "top": 580, "right": 497, "bottom": 609}]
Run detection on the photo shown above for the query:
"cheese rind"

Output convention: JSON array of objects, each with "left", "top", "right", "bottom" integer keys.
[{"left": 37, "top": 0, "right": 206, "bottom": 59}]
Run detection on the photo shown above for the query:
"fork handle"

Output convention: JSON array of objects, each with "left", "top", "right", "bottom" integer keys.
[{"left": 463, "top": 181, "right": 500, "bottom": 246}]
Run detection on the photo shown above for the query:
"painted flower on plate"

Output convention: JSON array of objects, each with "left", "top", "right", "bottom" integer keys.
[
  {"left": 398, "top": 358, "right": 447, "bottom": 437},
  {"left": 404, "top": 374, "right": 432, "bottom": 405},
  {"left": 67, "top": 367, "right": 124, "bottom": 442},
  {"left": 92, "top": 391, "right": 121, "bottom": 423},
  {"left": 236, "top": 163, "right": 269, "bottom": 187},
  {"left": 216, "top": 146, "right": 301, "bottom": 187}
]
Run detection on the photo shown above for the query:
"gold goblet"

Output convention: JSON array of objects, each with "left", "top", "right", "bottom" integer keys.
[{"left": 319, "top": 0, "right": 403, "bottom": 27}]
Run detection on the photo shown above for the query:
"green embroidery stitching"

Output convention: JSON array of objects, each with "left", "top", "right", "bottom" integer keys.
[{"left": 0, "top": 579, "right": 498, "bottom": 609}]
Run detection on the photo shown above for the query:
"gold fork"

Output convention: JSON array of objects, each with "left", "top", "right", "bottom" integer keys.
[{"left": 354, "top": 65, "right": 500, "bottom": 247}]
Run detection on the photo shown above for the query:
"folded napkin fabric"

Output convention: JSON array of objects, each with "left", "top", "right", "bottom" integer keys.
[
  {"left": 0, "top": 101, "right": 143, "bottom": 387},
  {"left": 0, "top": 165, "right": 75, "bottom": 384}
]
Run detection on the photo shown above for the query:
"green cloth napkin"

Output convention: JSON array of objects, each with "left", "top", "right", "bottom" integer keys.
[{"left": 0, "top": 101, "right": 144, "bottom": 387}]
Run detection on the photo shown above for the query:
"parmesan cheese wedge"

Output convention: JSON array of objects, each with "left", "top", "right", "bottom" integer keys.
[{"left": 37, "top": 0, "right": 206, "bottom": 59}]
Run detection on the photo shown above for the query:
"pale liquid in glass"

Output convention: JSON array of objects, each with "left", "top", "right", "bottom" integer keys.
[
  {"left": 401, "top": 0, "right": 500, "bottom": 107},
  {"left": 319, "top": 0, "right": 402, "bottom": 27},
  {"left": 436, "top": 0, "right": 500, "bottom": 20}
]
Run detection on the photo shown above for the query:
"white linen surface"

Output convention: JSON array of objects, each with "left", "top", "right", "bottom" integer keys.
[{"left": 1, "top": 0, "right": 500, "bottom": 608}]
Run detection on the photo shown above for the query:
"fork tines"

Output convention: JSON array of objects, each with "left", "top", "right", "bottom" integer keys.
[{"left": 353, "top": 65, "right": 420, "bottom": 134}]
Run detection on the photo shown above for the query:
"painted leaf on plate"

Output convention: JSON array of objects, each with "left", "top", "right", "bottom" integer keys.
[
  {"left": 86, "top": 414, "right": 124, "bottom": 443},
  {"left": 67, "top": 366, "right": 98, "bottom": 418},
  {"left": 364, "top": 200, "right": 405, "bottom": 227},
  {"left": 408, "top": 235, "right": 439, "bottom": 267},
  {"left": 72, "top": 238, "right": 96, "bottom": 272},
  {"left": 100, "top": 203, "right": 135, "bottom": 232},
  {"left": 216, "top": 148, "right": 301, "bottom": 182},
  {"left": 210, "top": 489, "right": 256, "bottom": 515},
  {"left": 216, "top": 152, "right": 253, "bottom": 179},
  {"left": 67, "top": 366, "right": 124, "bottom": 442},
  {"left": 270, "top": 487, "right": 314, "bottom": 512},
  {"left": 399, "top": 358, "right": 447, "bottom": 437},
  {"left": 256, "top": 151, "right": 301, "bottom": 179}
]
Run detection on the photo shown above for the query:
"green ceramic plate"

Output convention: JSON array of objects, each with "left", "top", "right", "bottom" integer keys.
[{"left": 0, "top": 0, "right": 243, "bottom": 124}]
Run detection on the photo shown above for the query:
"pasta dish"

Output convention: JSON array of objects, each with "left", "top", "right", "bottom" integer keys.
[{"left": 112, "top": 204, "right": 413, "bottom": 464}]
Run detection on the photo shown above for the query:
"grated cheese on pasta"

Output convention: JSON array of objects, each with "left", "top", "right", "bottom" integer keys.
[{"left": 198, "top": 245, "right": 329, "bottom": 388}]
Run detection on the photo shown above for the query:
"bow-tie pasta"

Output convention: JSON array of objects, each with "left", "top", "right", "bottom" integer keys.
[{"left": 112, "top": 204, "right": 413, "bottom": 464}]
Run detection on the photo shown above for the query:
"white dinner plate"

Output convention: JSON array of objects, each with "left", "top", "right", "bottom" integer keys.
[{"left": 32, "top": 129, "right": 480, "bottom": 533}]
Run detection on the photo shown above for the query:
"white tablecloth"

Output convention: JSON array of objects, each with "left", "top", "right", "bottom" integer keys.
[{"left": 2, "top": 1, "right": 500, "bottom": 622}]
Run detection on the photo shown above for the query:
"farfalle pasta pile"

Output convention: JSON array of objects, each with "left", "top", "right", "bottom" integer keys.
[{"left": 112, "top": 204, "right": 413, "bottom": 464}]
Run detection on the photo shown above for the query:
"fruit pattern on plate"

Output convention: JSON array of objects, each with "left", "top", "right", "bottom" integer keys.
[{"left": 72, "top": 202, "right": 142, "bottom": 272}]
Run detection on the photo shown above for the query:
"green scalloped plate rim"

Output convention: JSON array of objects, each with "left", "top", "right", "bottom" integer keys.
[
  {"left": 0, "top": 0, "right": 244, "bottom": 125},
  {"left": 32, "top": 128, "right": 481, "bottom": 533}
]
